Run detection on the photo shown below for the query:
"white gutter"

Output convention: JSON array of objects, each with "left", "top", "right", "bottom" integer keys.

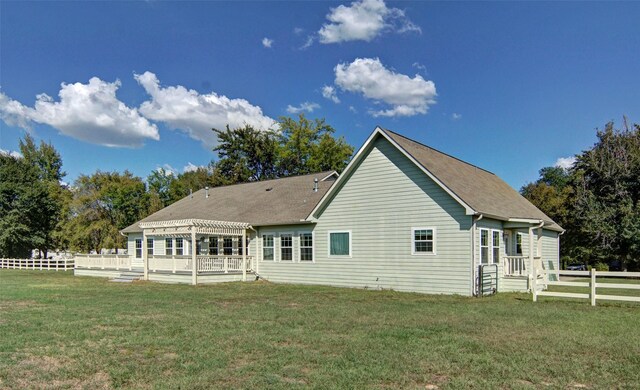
[{"left": 471, "top": 213, "right": 483, "bottom": 296}]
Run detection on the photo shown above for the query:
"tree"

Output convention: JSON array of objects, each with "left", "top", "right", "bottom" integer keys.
[
  {"left": 570, "top": 121, "right": 640, "bottom": 269},
  {"left": 147, "top": 168, "right": 175, "bottom": 211},
  {"left": 278, "top": 114, "right": 353, "bottom": 175},
  {"left": 167, "top": 167, "right": 220, "bottom": 204},
  {"left": 65, "top": 171, "right": 148, "bottom": 253},
  {"left": 213, "top": 125, "right": 280, "bottom": 183}
]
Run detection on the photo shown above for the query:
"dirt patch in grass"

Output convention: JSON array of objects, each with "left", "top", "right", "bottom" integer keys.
[{"left": 9, "top": 354, "right": 112, "bottom": 389}]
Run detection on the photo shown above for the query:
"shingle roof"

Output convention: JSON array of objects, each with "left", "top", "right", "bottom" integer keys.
[
  {"left": 122, "top": 171, "right": 336, "bottom": 233},
  {"left": 381, "top": 129, "right": 563, "bottom": 231}
]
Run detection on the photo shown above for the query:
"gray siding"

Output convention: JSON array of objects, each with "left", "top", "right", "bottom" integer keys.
[{"left": 258, "top": 137, "right": 473, "bottom": 295}]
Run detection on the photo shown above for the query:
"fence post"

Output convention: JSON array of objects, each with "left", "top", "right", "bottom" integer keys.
[{"left": 590, "top": 268, "right": 597, "bottom": 306}]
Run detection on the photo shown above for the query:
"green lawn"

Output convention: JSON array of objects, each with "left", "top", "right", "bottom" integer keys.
[{"left": 1, "top": 271, "right": 639, "bottom": 389}]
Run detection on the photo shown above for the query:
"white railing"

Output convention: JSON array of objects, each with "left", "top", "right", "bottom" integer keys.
[
  {"left": 74, "top": 254, "right": 131, "bottom": 270},
  {"left": 533, "top": 268, "right": 640, "bottom": 306},
  {"left": 1, "top": 258, "right": 74, "bottom": 271},
  {"left": 503, "top": 256, "right": 530, "bottom": 276},
  {"left": 197, "top": 255, "right": 254, "bottom": 273},
  {"left": 149, "top": 255, "right": 192, "bottom": 273},
  {"left": 145, "top": 255, "right": 254, "bottom": 274}
]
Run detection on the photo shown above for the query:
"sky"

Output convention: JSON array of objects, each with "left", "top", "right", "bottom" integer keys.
[{"left": 1, "top": 1, "right": 639, "bottom": 189}]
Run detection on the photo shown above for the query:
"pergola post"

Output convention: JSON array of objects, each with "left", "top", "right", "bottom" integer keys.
[
  {"left": 242, "top": 229, "right": 247, "bottom": 282},
  {"left": 191, "top": 226, "right": 197, "bottom": 285},
  {"left": 142, "top": 230, "right": 149, "bottom": 280}
]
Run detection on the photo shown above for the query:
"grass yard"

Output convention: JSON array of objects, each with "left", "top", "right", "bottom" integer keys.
[{"left": 1, "top": 271, "right": 639, "bottom": 389}]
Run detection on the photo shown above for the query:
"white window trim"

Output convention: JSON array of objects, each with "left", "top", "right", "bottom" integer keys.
[
  {"left": 147, "top": 238, "right": 154, "bottom": 256},
  {"left": 279, "top": 232, "right": 294, "bottom": 262},
  {"left": 491, "top": 229, "right": 501, "bottom": 265},
  {"left": 480, "top": 228, "right": 490, "bottom": 264},
  {"left": 328, "top": 230, "right": 352, "bottom": 258},
  {"left": 411, "top": 227, "right": 437, "bottom": 256},
  {"left": 165, "top": 238, "right": 173, "bottom": 256},
  {"left": 261, "top": 233, "right": 275, "bottom": 262},
  {"left": 135, "top": 239, "right": 142, "bottom": 259},
  {"left": 298, "top": 231, "right": 315, "bottom": 262},
  {"left": 516, "top": 232, "right": 524, "bottom": 255}
]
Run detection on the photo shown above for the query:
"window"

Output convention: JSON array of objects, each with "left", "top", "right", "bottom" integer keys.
[
  {"left": 280, "top": 234, "right": 293, "bottom": 261},
  {"left": 329, "top": 231, "right": 351, "bottom": 257},
  {"left": 135, "top": 239, "right": 142, "bottom": 258},
  {"left": 209, "top": 236, "right": 218, "bottom": 255},
  {"left": 165, "top": 238, "right": 173, "bottom": 255},
  {"left": 492, "top": 230, "right": 500, "bottom": 264},
  {"left": 412, "top": 228, "right": 435, "bottom": 255},
  {"left": 176, "top": 238, "right": 184, "bottom": 256},
  {"left": 223, "top": 237, "right": 233, "bottom": 255},
  {"left": 238, "top": 237, "right": 244, "bottom": 256},
  {"left": 516, "top": 233, "right": 523, "bottom": 255},
  {"left": 147, "top": 238, "right": 154, "bottom": 256},
  {"left": 480, "top": 229, "right": 489, "bottom": 264},
  {"left": 262, "top": 234, "right": 274, "bottom": 261},
  {"left": 300, "top": 232, "right": 313, "bottom": 261}
]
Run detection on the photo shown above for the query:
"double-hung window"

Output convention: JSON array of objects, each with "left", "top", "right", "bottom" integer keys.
[
  {"left": 209, "top": 236, "right": 218, "bottom": 255},
  {"left": 300, "top": 232, "right": 313, "bottom": 261},
  {"left": 412, "top": 228, "right": 435, "bottom": 255},
  {"left": 135, "top": 239, "right": 142, "bottom": 258},
  {"left": 165, "top": 238, "right": 173, "bottom": 255},
  {"left": 176, "top": 238, "right": 184, "bottom": 256},
  {"left": 223, "top": 238, "right": 233, "bottom": 255},
  {"left": 480, "top": 229, "right": 489, "bottom": 264},
  {"left": 492, "top": 231, "right": 500, "bottom": 264},
  {"left": 280, "top": 234, "right": 293, "bottom": 261},
  {"left": 147, "top": 238, "right": 154, "bottom": 256},
  {"left": 516, "top": 233, "right": 523, "bottom": 255},
  {"left": 329, "top": 231, "right": 351, "bottom": 257},
  {"left": 262, "top": 234, "right": 274, "bottom": 261}
]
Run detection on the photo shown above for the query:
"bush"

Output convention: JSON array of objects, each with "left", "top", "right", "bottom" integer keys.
[{"left": 588, "top": 262, "right": 610, "bottom": 272}]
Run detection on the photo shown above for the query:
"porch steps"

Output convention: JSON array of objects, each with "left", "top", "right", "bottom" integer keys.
[{"left": 110, "top": 270, "right": 144, "bottom": 283}]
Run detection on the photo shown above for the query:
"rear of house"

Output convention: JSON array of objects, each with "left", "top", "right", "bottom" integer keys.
[{"left": 75, "top": 127, "right": 562, "bottom": 295}]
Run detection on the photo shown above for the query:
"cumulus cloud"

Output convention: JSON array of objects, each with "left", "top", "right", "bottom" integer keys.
[
  {"left": 0, "top": 78, "right": 159, "bottom": 148},
  {"left": 262, "top": 37, "right": 274, "bottom": 48},
  {"left": 0, "top": 149, "right": 22, "bottom": 159},
  {"left": 334, "top": 57, "right": 436, "bottom": 117},
  {"left": 318, "top": 0, "right": 420, "bottom": 44},
  {"left": 555, "top": 156, "right": 576, "bottom": 170},
  {"left": 183, "top": 162, "right": 206, "bottom": 173},
  {"left": 286, "top": 102, "right": 321, "bottom": 114},
  {"left": 135, "top": 71, "right": 276, "bottom": 147},
  {"left": 451, "top": 113, "right": 462, "bottom": 120},
  {"left": 322, "top": 85, "right": 340, "bottom": 104}
]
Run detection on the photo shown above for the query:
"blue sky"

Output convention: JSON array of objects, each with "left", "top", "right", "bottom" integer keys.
[{"left": 1, "top": 1, "right": 639, "bottom": 189}]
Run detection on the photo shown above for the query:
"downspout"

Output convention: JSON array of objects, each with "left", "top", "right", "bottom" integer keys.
[{"left": 471, "top": 213, "right": 483, "bottom": 296}]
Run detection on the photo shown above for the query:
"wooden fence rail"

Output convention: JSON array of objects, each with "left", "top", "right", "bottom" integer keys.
[
  {"left": 533, "top": 268, "right": 640, "bottom": 306},
  {"left": 0, "top": 258, "right": 74, "bottom": 271}
]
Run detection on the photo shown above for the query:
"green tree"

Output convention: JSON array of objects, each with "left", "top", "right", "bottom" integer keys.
[
  {"left": 278, "top": 114, "right": 353, "bottom": 175},
  {"left": 212, "top": 125, "right": 280, "bottom": 183},
  {"left": 147, "top": 168, "right": 175, "bottom": 211},
  {"left": 570, "top": 121, "right": 640, "bottom": 269},
  {"left": 66, "top": 171, "right": 148, "bottom": 253},
  {"left": 167, "top": 167, "right": 220, "bottom": 204}
]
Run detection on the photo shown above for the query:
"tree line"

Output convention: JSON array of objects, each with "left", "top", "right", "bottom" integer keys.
[
  {"left": 521, "top": 119, "right": 640, "bottom": 271},
  {"left": 0, "top": 115, "right": 353, "bottom": 258}
]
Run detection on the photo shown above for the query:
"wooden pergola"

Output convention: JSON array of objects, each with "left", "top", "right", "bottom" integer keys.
[{"left": 138, "top": 219, "right": 252, "bottom": 285}]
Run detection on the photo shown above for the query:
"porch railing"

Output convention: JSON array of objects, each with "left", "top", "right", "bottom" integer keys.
[
  {"left": 503, "top": 256, "right": 530, "bottom": 276},
  {"left": 149, "top": 255, "right": 254, "bottom": 274},
  {"left": 74, "top": 254, "right": 131, "bottom": 270}
]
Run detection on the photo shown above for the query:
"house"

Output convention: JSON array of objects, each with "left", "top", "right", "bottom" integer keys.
[{"left": 74, "top": 127, "right": 562, "bottom": 295}]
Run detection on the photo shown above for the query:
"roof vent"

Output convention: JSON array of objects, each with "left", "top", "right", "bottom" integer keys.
[
  {"left": 205, "top": 186, "right": 209, "bottom": 198},
  {"left": 313, "top": 178, "right": 319, "bottom": 192}
]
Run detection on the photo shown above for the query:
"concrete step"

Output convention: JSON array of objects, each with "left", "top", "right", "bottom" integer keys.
[{"left": 109, "top": 271, "right": 143, "bottom": 283}]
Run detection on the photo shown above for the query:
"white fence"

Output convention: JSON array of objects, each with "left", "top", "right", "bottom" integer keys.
[
  {"left": 503, "top": 256, "right": 530, "bottom": 276},
  {"left": 0, "top": 258, "right": 74, "bottom": 271},
  {"left": 533, "top": 268, "right": 640, "bottom": 306},
  {"left": 74, "top": 254, "right": 131, "bottom": 270}
]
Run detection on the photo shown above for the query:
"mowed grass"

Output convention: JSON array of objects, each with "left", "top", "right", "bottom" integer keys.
[{"left": 1, "top": 271, "right": 639, "bottom": 389}]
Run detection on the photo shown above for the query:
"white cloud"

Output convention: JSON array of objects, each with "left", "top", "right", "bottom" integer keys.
[
  {"left": 451, "top": 113, "right": 462, "bottom": 120},
  {"left": 318, "top": 0, "right": 420, "bottom": 44},
  {"left": 322, "top": 85, "right": 340, "bottom": 104},
  {"left": 262, "top": 37, "right": 274, "bottom": 48},
  {"left": 293, "top": 27, "right": 304, "bottom": 35},
  {"left": 334, "top": 57, "right": 437, "bottom": 117},
  {"left": 412, "top": 62, "right": 427, "bottom": 72},
  {"left": 183, "top": 162, "right": 206, "bottom": 173},
  {"left": 135, "top": 71, "right": 276, "bottom": 147},
  {"left": 349, "top": 106, "right": 358, "bottom": 113},
  {"left": 0, "top": 78, "right": 159, "bottom": 148},
  {"left": 286, "top": 102, "right": 321, "bottom": 114},
  {"left": 156, "top": 165, "right": 177, "bottom": 176},
  {"left": 0, "top": 149, "right": 22, "bottom": 159},
  {"left": 555, "top": 156, "right": 576, "bottom": 170}
]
